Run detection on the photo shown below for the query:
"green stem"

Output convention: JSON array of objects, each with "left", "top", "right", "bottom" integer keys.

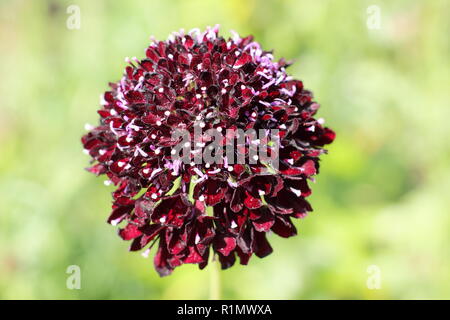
[{"left": 209, "top": 254, "right": 221, "bottom": 300}]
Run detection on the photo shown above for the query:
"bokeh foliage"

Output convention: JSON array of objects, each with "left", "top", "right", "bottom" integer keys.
[{"left": 0, "top": 0, "right": 449, "bottom": 299}]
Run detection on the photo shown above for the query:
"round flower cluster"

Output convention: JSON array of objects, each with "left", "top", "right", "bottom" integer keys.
[{"left": 82, "top": 26, "right": 335, "bottom": 276}]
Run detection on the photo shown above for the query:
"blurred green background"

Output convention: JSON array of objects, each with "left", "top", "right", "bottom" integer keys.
[{"left": 0, "top": 0, "right": 449, "bottom": 299}]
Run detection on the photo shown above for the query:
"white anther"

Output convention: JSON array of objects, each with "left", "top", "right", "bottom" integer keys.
[{"left": 290, "top": 188, "right": 301, "bottom": 197}]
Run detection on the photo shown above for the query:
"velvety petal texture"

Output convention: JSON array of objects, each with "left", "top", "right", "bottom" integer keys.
[{"left": 82, "top": 26, "right": 335, "bottom": 276}]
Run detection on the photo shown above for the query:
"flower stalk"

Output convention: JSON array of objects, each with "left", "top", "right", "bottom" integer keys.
[{"left": 209, "top": 254, "right": 221, "bottom": 300}]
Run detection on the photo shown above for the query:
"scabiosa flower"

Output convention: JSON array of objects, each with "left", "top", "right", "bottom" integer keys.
[{"left": 82, "top": 25, "right": 335, "bottom": 276}]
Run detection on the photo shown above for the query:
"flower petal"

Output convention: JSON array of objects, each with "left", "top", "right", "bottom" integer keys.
[{"left": 214, "top": 236, "right": 237, "bottom": 257}]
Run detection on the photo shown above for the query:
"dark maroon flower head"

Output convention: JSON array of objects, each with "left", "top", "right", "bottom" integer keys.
[{"left": 82, "top": 26, "right": 335, "bottom": 276}]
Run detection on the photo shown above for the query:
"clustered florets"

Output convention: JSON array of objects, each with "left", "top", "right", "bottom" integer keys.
[{"left": 82, "top": 26, "right": 335, "bottom": 276}]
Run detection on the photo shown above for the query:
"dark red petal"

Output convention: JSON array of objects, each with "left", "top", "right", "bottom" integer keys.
[
  {"left": 139, "top": 223, "right": 163, "bottom": 237},
  {"left": 118, "top": 223, "right": 142, "bottom": 240},
  {"left": 316, "top": 127, "right": 336, "bottom": 145},
  {"left": 280, "top": 167, "right": 305, "bottom": 176},
  {"left": 107, "top": 206, "right": 132, "bottom": 225},
  {"left": 234, "top": 52, "right": 251, "bottom": 68},
  {"left": 167, "top": 255, "right": 183, "bottom": 269},
  {"left": 266, "top": 189, "right": 312, "bottom": 216},
  {"left": 168, "top": 237, "right": 186, "bottom": 255},
  {"left": 301, "top": 159, "right": 317, "bottom": 176},
  {"left": 236, "top": 247, "right": 252, "bottom": 265},
  {"left": 86, "top": 164, "right": 106, "bottom": 176},
  {"left": 110, "top": 158, "right": 130, "bottom": 174},
  {"left": 252, "top": 208, "right": 275, "bottom": 232},
  {"left": 205, "top": 188, "right": 226, "bottom": 206},
  {"left": 152, "top": 194, "right": 191, "bottom": 228},
  {"left": 129, "top": 235, "right": 145, "bottom": 251},
  {"left": 214, "top": 236, "right": 237, "bottom": 257},
  {"left": 218, "top": 252, "right": 236, "bottom": 270},
  {"left": 134, "top": 199, "right": 154, "bottom": 218},
  {"left": 236, "top": 226, "right": 254, "bottom": 254},
  {"left": 198, "top": 249, "right": 210, "bottom": 270},
  {"left": 125, "top": 90, "right": 145, "bottom": 105},
  {"left": 233, "top": 164, "right": 246, "bottom": 176},
  {"left": 244, "top": 191, "right": 263, "bottom": 209},
  {"left": 129, "top": 233, "right": 158, "bottom": 252},
  {"left": 153, "top": 232, "right": 174, "bottom": 277},
  {"left": 145, "top": 47, "right": 159, "bottom": 62},
  {"left": 184, "top": 247, "right": 204, "bottom": 264},
  {"left": 254, "top": 231, "right": 273, "bottom": 258},
  {"left": 230, "top": 188, "right": 245, "bottom": 213},
  {"left": 154, "top": 248, "right": 173, "bottom": 277},
  {"left": 271, "top": 216, "right": 297, "bottom": 238}
]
